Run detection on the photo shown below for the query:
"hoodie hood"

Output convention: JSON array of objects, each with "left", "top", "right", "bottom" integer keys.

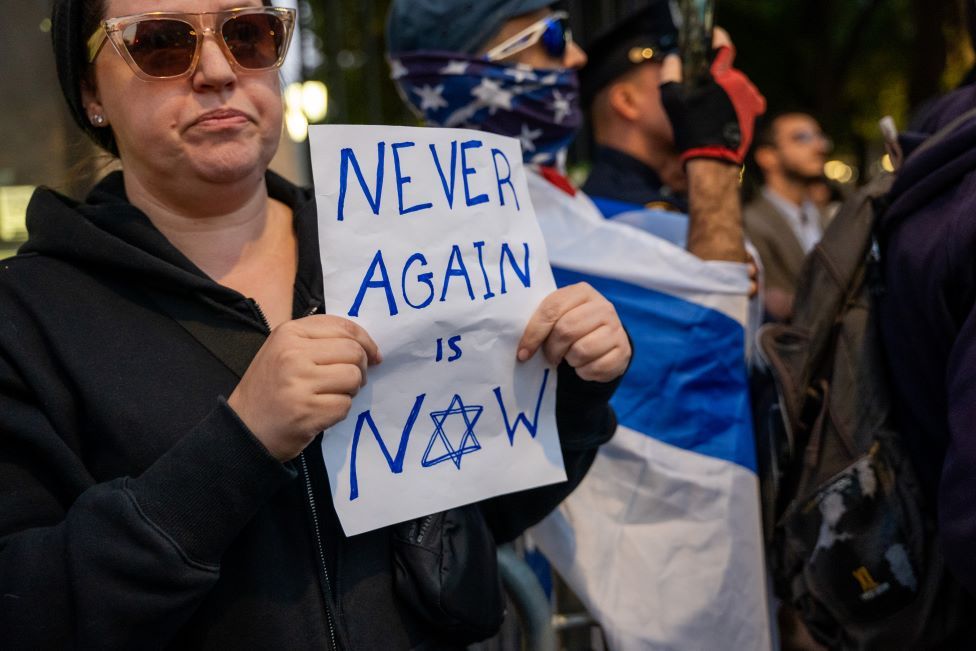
[
  {"left": 18, "top": 171, "right": 320, "bottom": 320},
  {"left": 882, "top": 85, "right": 976, "bottom": 234}
]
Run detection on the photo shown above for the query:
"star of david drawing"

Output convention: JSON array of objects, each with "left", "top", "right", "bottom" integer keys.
[{"left": 422, "top": 395, "right": 484, "bottom": 469}]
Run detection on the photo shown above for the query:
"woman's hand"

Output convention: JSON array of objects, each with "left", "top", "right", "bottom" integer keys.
[
  {"left": 228, "top": 315, "right": 382, "bottom": 462},
  {"left": 517, "top": 283, "right": 631, "bottom": 383}
]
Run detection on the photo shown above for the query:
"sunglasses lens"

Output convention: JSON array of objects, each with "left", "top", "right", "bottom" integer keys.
[
  {"left": 540, "top": 17, "right": 568, "bottom": 58},
  {"left": 222, "top": 13, "right": 286, "bottom": 70},
  {"left": 122, "top": 19, "right": 197, "bottom": 77}
]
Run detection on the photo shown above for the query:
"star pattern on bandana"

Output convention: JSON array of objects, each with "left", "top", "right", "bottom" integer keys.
[
  {"left": 551, "top": 90, "right": 573, "bottom": 124},
  {"left": 505, "top": 65, "right": 537, "bottom": 83},
  {"left": 440, "top": 60, "right": 470, "bottom": 75},
  {"left": 392, "top": 52, "right": 583, "bottom": 167},
  {"left": 538, "top": 72, "right": 559, "bottom": 86},
  {"left": 422, "top": 395, "right": 484, "bottom": 470},
  {"left": 413, "top": 84, "right": 448, "bottom": 111},
  {"left": 471, "top": 78, "right": 514, "bottom": 113},
  {"left": 519, "top": 124, "right": 543, "bottom": 152},
  {"left": 389, "top": 58, "right": 408, "bottom": 80}
]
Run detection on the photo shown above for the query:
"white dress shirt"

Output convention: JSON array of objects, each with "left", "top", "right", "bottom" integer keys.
[{"left": 762, "top": 187, "right": 823, "bottom": 253}]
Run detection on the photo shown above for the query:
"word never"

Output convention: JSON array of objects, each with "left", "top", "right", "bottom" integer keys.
[{"left": 337, "top": 139, "right": 521, "bottom": 221}]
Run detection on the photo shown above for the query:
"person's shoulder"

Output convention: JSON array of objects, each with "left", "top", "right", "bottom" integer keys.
[
  {"left": 0, "top": 251, "right": 44, "bottom": 283},
  {"left": 0, "top": 253, "right": 57, "bottom": 348}
]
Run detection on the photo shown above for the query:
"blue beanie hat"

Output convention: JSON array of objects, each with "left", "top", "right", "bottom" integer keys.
[{"left": 386, "top": 0, "right": 556, "bottom": 55}]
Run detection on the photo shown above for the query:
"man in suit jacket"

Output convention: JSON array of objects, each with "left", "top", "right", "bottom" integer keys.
[{"left": 745, "top": 112, "right": 830, "bottom": 321}]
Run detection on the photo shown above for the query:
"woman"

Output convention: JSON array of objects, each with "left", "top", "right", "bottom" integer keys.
[{"left": 0, "top": 0, "right": 631, "bottom": 648}]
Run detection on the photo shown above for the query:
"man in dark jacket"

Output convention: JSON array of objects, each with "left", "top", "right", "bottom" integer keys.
[{"left": 879, "top": 82, "right": 976, "bottom": 599}]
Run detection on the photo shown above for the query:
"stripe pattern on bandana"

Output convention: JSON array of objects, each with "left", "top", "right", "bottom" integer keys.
[{"left": 391, "top": 51, "right": 582, "bottom": 167}]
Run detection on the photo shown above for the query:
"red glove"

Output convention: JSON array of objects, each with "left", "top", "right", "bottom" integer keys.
[{"left": 660, "top": 45, "right": 767, "bottom": 166}]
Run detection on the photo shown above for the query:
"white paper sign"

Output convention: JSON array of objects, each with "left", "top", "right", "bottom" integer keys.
[{"left": 309, "top": 125, "right": 565, "bottom": 536}]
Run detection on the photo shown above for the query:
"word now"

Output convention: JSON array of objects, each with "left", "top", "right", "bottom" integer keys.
[
  {"left": 348, "top": 240, "right": 532, "bottom": 317},
  {"left": 348, "top": 369, "right": 551, "bottom": 501},
  {"left": 336, "top": 139, "right": 521, "bottom": 220}
]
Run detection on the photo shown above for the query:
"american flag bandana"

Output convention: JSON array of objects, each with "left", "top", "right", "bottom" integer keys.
[{"left": 390, "top": 51, "right": 582, "bottom": 167}]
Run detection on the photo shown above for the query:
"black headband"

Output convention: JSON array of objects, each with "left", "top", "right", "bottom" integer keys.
[{"left": 51, "top": 0, "right": 118, "bottom": 154}]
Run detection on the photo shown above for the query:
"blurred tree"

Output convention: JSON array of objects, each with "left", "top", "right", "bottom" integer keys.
[
  {"left": 302, "top": 0, "right": 974, "bottom": 174},
  {"left": 302, "top": 0, "right": 413, "bottom": 128},
  {"left": 716, "top": 0, "right": 973, "bottom": 171}
]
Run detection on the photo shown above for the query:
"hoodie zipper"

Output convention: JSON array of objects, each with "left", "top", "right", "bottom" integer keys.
[
  {"left": 301, "top": 452, "right": 339, "bottom": 651},
  {"left": 249, "top": 299, "right": 338, "bottom": 650}
]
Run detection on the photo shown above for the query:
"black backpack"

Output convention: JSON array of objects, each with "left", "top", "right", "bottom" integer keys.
[{"left": 755, "top": 115, "right": 976, "bottom": 650}]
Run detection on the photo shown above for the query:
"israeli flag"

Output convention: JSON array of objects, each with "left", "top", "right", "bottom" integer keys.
[{"left": 527, "top": 173, "right": 771, "bottom": 650}]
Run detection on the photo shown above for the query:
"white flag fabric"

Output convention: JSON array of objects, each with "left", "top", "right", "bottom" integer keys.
[{"left": 527, "top": 173, "right": 771, "bottom": 651}]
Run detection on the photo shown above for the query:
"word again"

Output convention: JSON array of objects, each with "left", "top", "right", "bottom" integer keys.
[
  {"left": 347, "top": 369, "right": 551, "bottom": 501},
  {"left": 336, "top": 139, "right": 521, "bottom": 221},
  {"left": 348, "top": 240, "right": 532, "bottom": 317}
]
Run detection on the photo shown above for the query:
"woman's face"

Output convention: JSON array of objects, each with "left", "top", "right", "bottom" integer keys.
[{"left": 83, "top": 0, "right": 283, "bottom": 190}]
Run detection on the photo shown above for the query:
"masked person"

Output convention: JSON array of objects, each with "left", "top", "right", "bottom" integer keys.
[
  {"left": 0, "top": 1, "right": 632, "bottom": 648},
  {"left": 388, "top": 0, "right": 763, "bottom": 261},
  {"left": 388, "top": 2, "right": 773, "bottom": 649}
]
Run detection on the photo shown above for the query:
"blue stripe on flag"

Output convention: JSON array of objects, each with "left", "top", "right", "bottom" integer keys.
[
  {"left": 588, "top": 196, "right": 642, "bottom": 218},
  {"left": 590, "top": 196, "right": 690, "bottom": 247},
  {"left": 552, "top": 267, "right": 757, "bottom": 473}
]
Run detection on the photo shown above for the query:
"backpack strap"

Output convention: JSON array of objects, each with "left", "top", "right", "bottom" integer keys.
[{"left": 144, "top": 289, "right": 266, "bottom": 379}]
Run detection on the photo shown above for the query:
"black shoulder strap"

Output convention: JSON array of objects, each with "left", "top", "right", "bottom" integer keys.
[{"left": 144, "top": 290, "right": 266, "bottom": 379}]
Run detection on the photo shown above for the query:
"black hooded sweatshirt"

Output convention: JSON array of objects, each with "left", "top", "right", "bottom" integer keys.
[
  {"left": 0, "top": 171, "right": 618, "bottom": 649},
  {"left": 879, "top": 84, "right": 976, "bottom": 598}
]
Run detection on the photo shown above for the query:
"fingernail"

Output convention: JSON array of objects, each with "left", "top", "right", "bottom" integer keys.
[
  {"left": 517, "top": 348, "right": 529, "bottom": 361},
  {"left": 375, "top": 349, "right": 384, "bottom": 364}
]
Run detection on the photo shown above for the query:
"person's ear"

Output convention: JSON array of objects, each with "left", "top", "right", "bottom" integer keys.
[
  {"left": 81, "top": 77, "right": 108, "bottom": 127},
  {"left": 607, "top": 80, "right": 641, "bottom": 122}
]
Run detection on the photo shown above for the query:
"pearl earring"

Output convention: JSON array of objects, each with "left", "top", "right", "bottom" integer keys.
[{"left": 91, "top": 114, "right": 106, "bottom": 126}]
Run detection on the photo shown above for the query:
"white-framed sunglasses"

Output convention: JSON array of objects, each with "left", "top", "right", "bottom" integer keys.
[
  {"left": 86, "top": 6, "right": 296, "bottom": 81},
  {"left": 485, "top": 11, "right": 573, "bottom": 62}
]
